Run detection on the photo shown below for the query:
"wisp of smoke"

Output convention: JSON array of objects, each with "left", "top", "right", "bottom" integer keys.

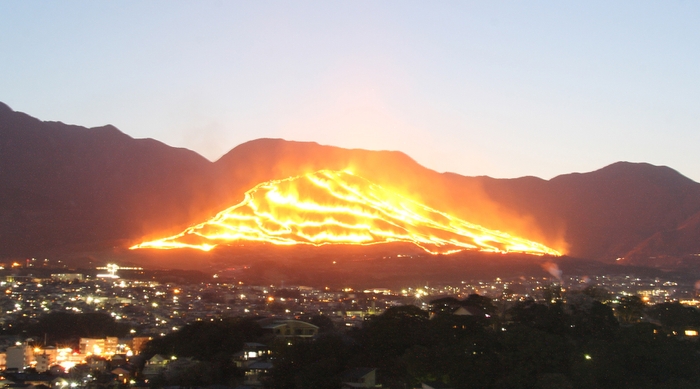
[{"left": 542, "top": 261, "right": 562, "bottom": 281}]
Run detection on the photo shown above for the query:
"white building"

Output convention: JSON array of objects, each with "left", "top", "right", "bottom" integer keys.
[{"left": 6, "top": 344, "right": 33, "bottom": 370}]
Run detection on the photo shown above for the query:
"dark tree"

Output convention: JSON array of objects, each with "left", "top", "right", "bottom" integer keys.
[
  {"left": 308, "top": 314, "right": 336, "bottom": 333},
  {"left": 569, "top": 300, "right": 619, "bottom": 340},
  {"left": 615, "top": 296, "right": 646, "bottom": 324},
  {"left": 582, "top": 285, "right": 611, "bottom": 302},
  {"left": 142, "top": 317, "right": 263, "bottom": 363},
  {"left": 647, "top": 302, "right": 700, "bottom": 328},
  {"left": 26, "top": 312, "right": 130, "bottom": 346},
  {"left": 461, "top": 294, "right": 497, "bottom": 316},
  {"left": 351, "top": 305, "right": 429, "bottom": 388},
  {"left": 267, "top": 333, "right": 351, "bottom": 389}
]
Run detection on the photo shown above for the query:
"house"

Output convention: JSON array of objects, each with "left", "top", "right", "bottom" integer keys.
[
  {"left": 85, "top": 355, "right": 108, "bottom": 372},
  {"left": 340, "top": 368, "right": 377, "bottom": 388},
  {"left": 141, "top": 354, "right": 170, "bottom": 377},
  {"left": 261, "top": 320, "right": 319, "bottom": 338},
  {"left": 243, "top": 360, "right": 273, "bottom": 387},
  {"left": 111, "top": 367, "right": 132, "bottom": 383},
  {"left": 453, "top": 306, "right": 484, "bottom": 316},
  {"left": 428, "top": 305, "right": 488, "bottom": 320},
  {"left": 110, "top": 354, "right": 129, "bottom": 367}
]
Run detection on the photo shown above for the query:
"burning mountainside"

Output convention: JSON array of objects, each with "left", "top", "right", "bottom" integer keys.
[{"left": 131, "top": 170, "right": 560, "bottom": 256}]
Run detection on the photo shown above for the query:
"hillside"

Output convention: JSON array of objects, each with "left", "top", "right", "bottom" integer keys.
[{"left": 1, "top": 102, "right": 699, "bottom": 268}]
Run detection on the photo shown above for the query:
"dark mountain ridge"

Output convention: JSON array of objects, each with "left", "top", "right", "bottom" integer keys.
[
  {"left": 1, "top": 103, "right": 223, "bottom": 253},
  {"left": 474, "top": 162, "right": 700, "bottom": 261},
  {"left": 1, "top": 102, "right": 699, "bottom": 269}
]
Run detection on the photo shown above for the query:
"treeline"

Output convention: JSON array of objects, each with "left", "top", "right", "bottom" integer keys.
[
  {"left": 140, "top": 290, "right": 700, "bottom": 389},
  {"left": 270, "top": 301, "right": 700, "bottom": 389},
  {"left": 140, "top": 318, "right": 264, "bottom": 386}
]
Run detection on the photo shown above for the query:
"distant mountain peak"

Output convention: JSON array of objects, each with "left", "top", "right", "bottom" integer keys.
[{"left": 0, "top": 101, "right": 12, "bottom": 114}]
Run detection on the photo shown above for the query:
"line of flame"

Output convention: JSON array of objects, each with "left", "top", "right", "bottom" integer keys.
[{"left": 131, "top": 170, "right": 561, "bottom": 256}]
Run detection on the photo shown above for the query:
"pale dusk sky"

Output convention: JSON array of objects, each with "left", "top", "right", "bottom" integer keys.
[{"left": 1, "top": 1, "right": 699, "bottom": 181}]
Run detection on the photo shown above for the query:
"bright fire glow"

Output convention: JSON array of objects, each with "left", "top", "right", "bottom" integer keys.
[{"left": 131, "top": 170, "right": 560, "bottom": 256}]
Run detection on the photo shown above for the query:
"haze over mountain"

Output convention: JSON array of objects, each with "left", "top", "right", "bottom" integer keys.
[{"left": 2, "top": 102, "right": 699, "bottom": 269}]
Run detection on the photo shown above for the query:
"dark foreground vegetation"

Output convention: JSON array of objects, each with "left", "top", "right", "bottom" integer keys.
[{"left": 135, "top": 289, "right": 700, "bottom": 389}]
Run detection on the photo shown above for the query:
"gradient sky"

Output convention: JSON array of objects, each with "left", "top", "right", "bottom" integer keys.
[{"left": 2, "top": 1, "right": 699, "bottom": 182}]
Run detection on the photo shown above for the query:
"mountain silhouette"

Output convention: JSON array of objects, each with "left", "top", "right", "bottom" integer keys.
[{"left": 1, "top": 102, "right": 699, "bottom": 268}]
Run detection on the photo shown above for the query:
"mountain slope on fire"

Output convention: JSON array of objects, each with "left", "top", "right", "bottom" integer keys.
[
  {"left": 2, "top": 102, "right": 700, "bottom": 268},
  {"left": 131, "top": 170, "right": 560, "bottom": 256}
]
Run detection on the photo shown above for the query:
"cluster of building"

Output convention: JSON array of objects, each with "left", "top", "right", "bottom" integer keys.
[
  {"left": 1, "top": 268, "right": 697, "bottom": 337},
  {"left": 0, "top": 264, "right": 697, "bottom": 388},
  {"left": 0, "top": 336, "right": 149, "bottom": 372}
]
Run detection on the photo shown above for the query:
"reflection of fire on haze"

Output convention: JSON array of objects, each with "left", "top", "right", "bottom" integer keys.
[{"left": 132, "top": 170, "right": 561, "bottom": 256}]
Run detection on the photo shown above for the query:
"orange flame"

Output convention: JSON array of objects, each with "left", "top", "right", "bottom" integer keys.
[{"left": 131, "top": 170, "right": 561, "bottom": 256}]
